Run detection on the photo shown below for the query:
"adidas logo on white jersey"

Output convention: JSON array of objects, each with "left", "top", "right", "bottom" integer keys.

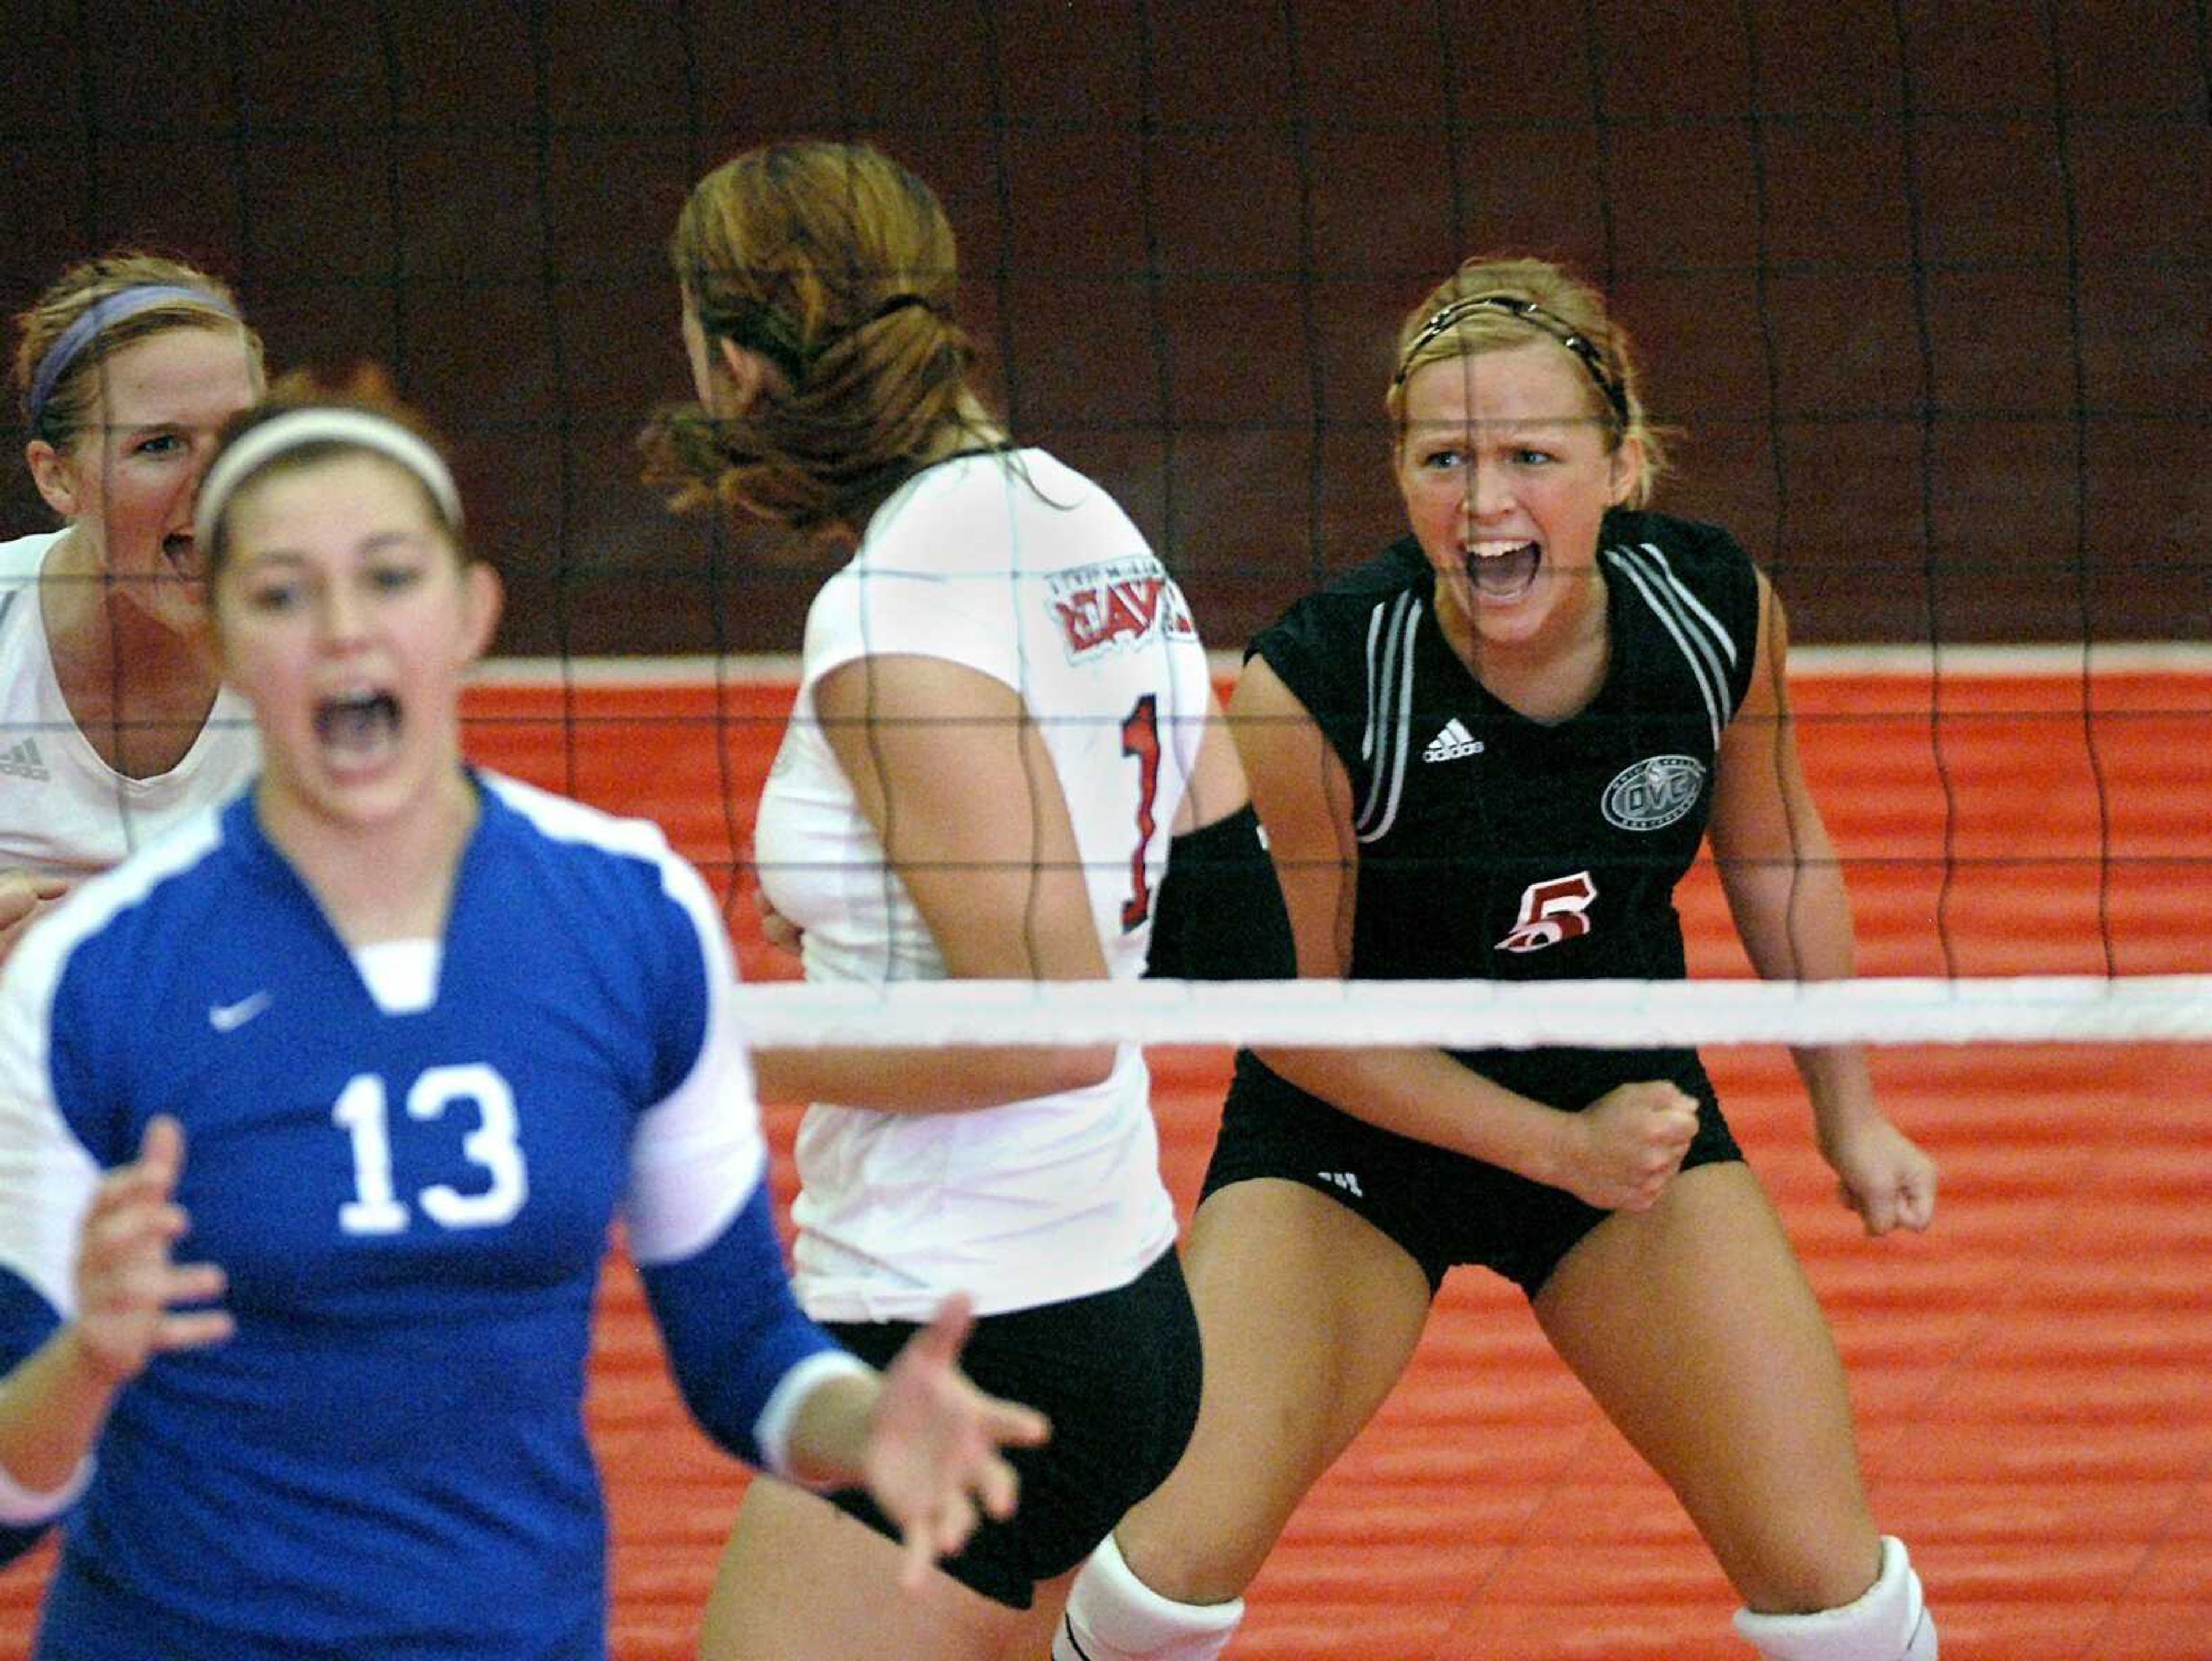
[
  {"left": 0, "top": 738, "right": 48, "bottom": 782},
  {"left": 1422, "top": 718, "right": 1482, "bottom": 763}
]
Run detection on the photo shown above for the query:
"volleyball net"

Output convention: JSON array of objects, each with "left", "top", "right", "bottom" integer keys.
[
  {"left": 6, "top": 14, "right": 2211, "bottom": 1042},
  {"left": 458, "top": 646, "right": 2212, "bottom": 1056}
]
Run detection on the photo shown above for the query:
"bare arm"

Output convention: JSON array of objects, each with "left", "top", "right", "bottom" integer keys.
[
  {"left": 1168, "top": 684, "right": 1250, "bottom": 836},
  {"left": 1708, "top": 577, "right": 1936, "bottom": 1233},
  {"left": 1235, "top": 659, "right": 1694, "bottom": 1211},
  {"left": 749, "top": 654, "right": 1117, "bottom": 1111},
  {"left": 1, "top": 1117, "right": 231, "bottom": 1503}
]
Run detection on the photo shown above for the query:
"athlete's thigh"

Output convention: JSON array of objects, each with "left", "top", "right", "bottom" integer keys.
[
  {"left": 1531, "top": 1161, "right": 1878, "bottom": 1609},
  {"left": 700, "top": 1477, "right": 1021, "bottom": 1661},
  {"left": 1116, "top": 1178, "right": 1433, "bottom": 1601}
]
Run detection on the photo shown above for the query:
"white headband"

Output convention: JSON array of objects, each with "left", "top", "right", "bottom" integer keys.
[{"left": 194, "top": 407, "right": 463, "bottom": 550}]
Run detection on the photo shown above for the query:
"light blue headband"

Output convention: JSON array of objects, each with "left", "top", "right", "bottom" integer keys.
[{"left": 26, "top": 283, "right": 241, "bottom": 432}]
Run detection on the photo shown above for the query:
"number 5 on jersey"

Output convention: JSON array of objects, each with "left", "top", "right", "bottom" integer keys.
[
  {"left": 332, "top": 1065, "right": 529, "bottom": 1235},
  {"left": 1497, "top": 871, "right": 1597, "bottom": 954}
]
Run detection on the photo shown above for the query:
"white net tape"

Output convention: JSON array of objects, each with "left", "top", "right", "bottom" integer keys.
[{"left": 731, "top": 974, "right": 2212, "bottom": 1049}]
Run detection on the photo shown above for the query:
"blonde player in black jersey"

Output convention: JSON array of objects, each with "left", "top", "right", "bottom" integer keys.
[{"left": 1055, "top": 258, "right": 1942, "bottom": 1661}]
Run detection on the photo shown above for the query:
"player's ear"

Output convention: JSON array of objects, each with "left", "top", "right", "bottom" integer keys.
[
  {"left": 459, "top": 560, "right": 503, "bottom": 662},
  {"left": 1606, "top": 435, "right": 1645, "bottom": 506},
  {"left": 710, "top": 337, "right": 777, "bottom": 418},
  {"left": 26, "top": 439, "right": 80, "bottom": 519}
]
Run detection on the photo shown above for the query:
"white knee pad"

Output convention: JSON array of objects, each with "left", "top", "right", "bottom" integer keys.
[
  {"left": 1733, "top": 1537, "right": 1937, "bottom": 1660},
  {"left": 1054, "top": 1532, "right": 1245, "bottom": 1661}
]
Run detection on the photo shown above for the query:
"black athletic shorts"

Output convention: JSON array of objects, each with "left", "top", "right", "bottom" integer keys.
[
  {"left": 819, "top": 1247, "right": 1202, "bottom": 1610},
  {"left": 1200, "top": 1049, "right": 1744, "bottom": 1298}
]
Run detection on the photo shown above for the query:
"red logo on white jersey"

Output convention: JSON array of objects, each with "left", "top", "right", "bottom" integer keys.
[
  {"left": 1049, "top": 560, "right": 1197, "bottom": 662},
  {"left": 1497, "top": 871, "right": 1597, "bottom": 953}
]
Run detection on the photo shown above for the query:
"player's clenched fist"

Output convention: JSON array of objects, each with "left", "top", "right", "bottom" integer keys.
[
  {"left": 1562, "top": 1080, "right": 1700, "bottom": 1212},
  {"left": 71, "top": 1116, "right": 234, "bottom": 1386}
]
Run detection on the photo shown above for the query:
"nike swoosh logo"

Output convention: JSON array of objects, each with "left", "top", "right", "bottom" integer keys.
[{"left": 208, "top": 992, "right": 272, "bottom": 1033}]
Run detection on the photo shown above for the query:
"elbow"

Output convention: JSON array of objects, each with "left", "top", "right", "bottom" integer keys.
[{"left": 1043, "top": 1042, "right": 1118, "bottom": 1094}]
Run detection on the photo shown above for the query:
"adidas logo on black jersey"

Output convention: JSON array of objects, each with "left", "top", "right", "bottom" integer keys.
[
  {"left": 0, "top": 738, "right": 48, "bottom": 782},
  {"left": 1422, "top": 718, "right": 1482, "bottom": 763}
]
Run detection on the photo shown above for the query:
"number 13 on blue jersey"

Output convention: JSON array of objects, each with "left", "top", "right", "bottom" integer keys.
[{"left": 331, "top": 1065, "right": 529, "bottom": 1235}]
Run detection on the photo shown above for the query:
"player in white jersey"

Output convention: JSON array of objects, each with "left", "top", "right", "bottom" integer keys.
[
  {"left": 0, "top": 376, "right": 1050, "bottom": 1660},
  {"left": 1, "top": 253, "right": 263, "bottom": 964},
  {"left": 642, "top": 141, "right": 1277, "bottom": 1660}
]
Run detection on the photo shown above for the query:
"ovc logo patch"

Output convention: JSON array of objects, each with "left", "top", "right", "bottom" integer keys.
[{"left": 1602, "top": 754, "right": 1706, "bottom": 831}]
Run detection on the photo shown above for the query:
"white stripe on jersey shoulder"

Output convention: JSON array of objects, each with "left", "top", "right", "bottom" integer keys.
[
  {"left": 480, "top": 771, "right": 733, "bottom": 979},
  {"left": 0, "top": 816, "right": 218, "bottom": 1325},
  {"left": 478, "top": 770, "right": 724, "bottom": 925},
  {"left": 1355, "top": 591, "right": 1422, "bottom": 844},
  {"left": 479, "top": 776, "right": 771, "bottom": 1267},
  {"left": 1633, "top": 541, "right": 1738, "bottom": 665},
  {"left": 480, "top": 770, "right": 680, "bottom": 867},
  {"left": 1603, "top": 544, "right": 1729, "bottom": 747}
]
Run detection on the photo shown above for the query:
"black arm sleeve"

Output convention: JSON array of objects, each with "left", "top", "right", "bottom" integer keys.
[{"left": 1144, "top": 803, "right": 1297, "bottom": 981}]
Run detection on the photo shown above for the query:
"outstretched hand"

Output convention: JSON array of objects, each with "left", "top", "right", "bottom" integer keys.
[
  {"left": 863, "top": 1293, "right": 1051, "bottom": 1591},
  {"left": 1821, "top": 1114, "right": 1938, "bottom": 1236},
  {"left": 72, "top": 1116, "right": 233, "bottom": 1385}
]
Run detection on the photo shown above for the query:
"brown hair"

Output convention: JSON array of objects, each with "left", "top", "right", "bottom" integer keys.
[
  {"left": 641, "top": 139, "right": 995, "bottom": 532},
  {"left": 1388, "top": 255, "right": 1669, "bottom": 504},
  {"left": 12, "top": 250, "right": 265, "bottom": 452},
  {"left": 200, "top": 365, "right": 463, "bottom": 585}
]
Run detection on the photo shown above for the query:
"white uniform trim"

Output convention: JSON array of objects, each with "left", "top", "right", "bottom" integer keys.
[
  {"left": 1603, "top": 543, "right": 1737, "bottom": 747},
  {"left": 482, "top": 775, "right": 768, "bottom": 1268},
  {"left": 0, "top": 808, "right": 236, "bottom": 1523},
  {"left": 751, "top": 1348, "right": 878, "bottom": 1485},
  {"left": 1354, "top": 592, "right": 1422, "bottom": 844},
  {"left": 0, "top": 1447, "right": 92, "bottom": 1527}
]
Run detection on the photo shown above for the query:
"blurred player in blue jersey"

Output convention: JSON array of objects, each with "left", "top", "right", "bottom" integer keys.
[
  {"left": 1, "top": 252, "right": 265, "bottom": 968},
  {"left": 643, "top": 140, "right": 1284, "bottom": 1660},
  {"left": 0, "top": 372, "right": 1047, "bottom": 1661},
  {"left": 1057, "top": 258, "right": 1942, "bottom": 1661}
]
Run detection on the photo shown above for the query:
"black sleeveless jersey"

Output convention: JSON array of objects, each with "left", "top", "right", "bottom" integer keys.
[{"left": 1247, "top": 508, "right": 1762, "bottom": 1109}]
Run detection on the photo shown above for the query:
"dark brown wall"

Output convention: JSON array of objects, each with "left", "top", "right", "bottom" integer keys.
[{"left": 5, "top": 0, "right": 2206, "bottom": 654}]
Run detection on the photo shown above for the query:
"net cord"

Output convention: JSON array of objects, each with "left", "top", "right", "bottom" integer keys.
[{"left": 729, "top": 974, "right": 2212, "bottom": 1049}]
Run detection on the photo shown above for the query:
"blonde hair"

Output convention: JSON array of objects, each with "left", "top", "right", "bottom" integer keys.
[
  {"left": 1388, "top": 256, "right": 1669, "bottom": 504},
  {"left": 12, "top": 250, "right": 264, "bottom": 452},
  {"left": 199, "top": 365, "right": 463, "bottom": 585},
  {"left": 641, "top": 139, "right": 994, "bottom": 532}
]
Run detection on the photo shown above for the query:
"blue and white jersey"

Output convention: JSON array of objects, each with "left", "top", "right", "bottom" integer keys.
[{"left": 0, "top": 772, "right": 858, "bottom": 1661}]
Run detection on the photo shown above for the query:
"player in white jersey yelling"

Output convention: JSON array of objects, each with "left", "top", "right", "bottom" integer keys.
[
  {"left": 1057, "top": 259, "right": 1943, "bottom": 1661},
  {"left": 642, "top": 139, "right": 1283, "bottom": 1660},
  {"left": 0, "top": 252, "right": 264, "bottom": 965},
  {"left": 0, "top": 373, "right": 1048, "bottom": 1661}
]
